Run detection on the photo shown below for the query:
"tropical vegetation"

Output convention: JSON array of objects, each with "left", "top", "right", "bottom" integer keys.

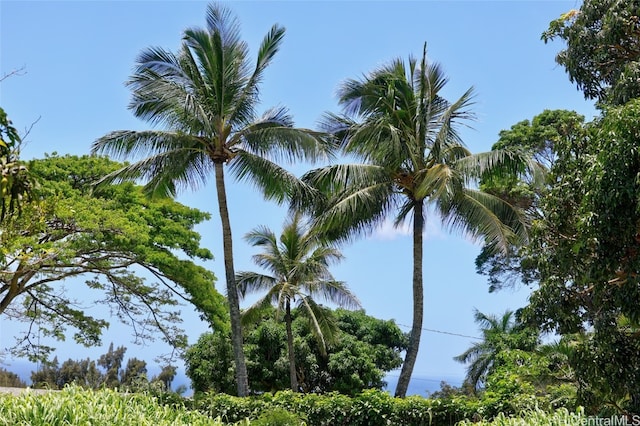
[
  {"left": 4, "top": 0, "right": 640, "bottom": 421},
  {"left": 0, "top": 154, "right": 226, "bottom": 362},
  {"left": 185, "top": 307, "right": 407, "bottom": 395},
  {"left": 296, "top": 44, "right": 532, "bottom": 397},
  {"left": 91, "top": 3, "right": 332, "bottom": 396},
  {"left": 236, "top": 213, "right": 360, "bottom": 392}
]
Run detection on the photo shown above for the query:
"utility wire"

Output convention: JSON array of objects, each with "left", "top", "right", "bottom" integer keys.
[{"left": 397, "top": 323, "right": 482, "bottom": 341}]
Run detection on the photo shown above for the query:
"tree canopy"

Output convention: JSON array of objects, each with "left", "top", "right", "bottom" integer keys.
[
  {"left": 91, "top": 2, "right": 332, "bottom": 396},
  {"left": 298, "top": 44, "right": 531, "bottom": 398},
  {"left": 543, "top": 0, "right": 640, "bottom": 105},
  {"left": 0, "top": 154, "right": 227, "bottom": 361},
  {"left": 237, "top": 213, "right": 360, "bottom": 392},
  {"left": 185, "top": 308, "right": 407, "bottom": 396}
]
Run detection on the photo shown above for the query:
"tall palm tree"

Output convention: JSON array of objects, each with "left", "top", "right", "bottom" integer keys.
[
  {"left": 236, "top": 213, "right": 360, "bottom": 392},
  {"left": 91, "top": 3, "right": 332, "bottom": 396},
  {"left": 297, "top": 44, "right": 532, "bottom": 397}
]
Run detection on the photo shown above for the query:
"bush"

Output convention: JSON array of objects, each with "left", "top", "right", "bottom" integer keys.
[
  {"left": 252, "top": 408, "right": 306, "bottom": 426},
  {"left": 0, "top": 384, "right": 220, "bottom": 426}
]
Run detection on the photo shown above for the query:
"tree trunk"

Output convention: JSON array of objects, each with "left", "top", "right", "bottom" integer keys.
[
  {"left": 285, "top": 299, "right": 299, "bottom": 392},
  {"left": 214, "top": 162, "right": 249, "bottom": 397},
  {"left": 395, "top": 200, "right": 424, "bottom": 398}
]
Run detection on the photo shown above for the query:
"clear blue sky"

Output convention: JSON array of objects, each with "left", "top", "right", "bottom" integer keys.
[{"left": 1, "top": 1, "right": 594, "bottom": 394}]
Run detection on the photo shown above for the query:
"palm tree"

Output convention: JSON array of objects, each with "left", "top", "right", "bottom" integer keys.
[
  {"left": 236, "top": 213, "right": 360, "bottom": 392},
  {"left": 91, "top": 3, "right": 332, "bottom": 396},
  {"left": 297, "top": 44, "right": 532, "bottom": 397},
  {"left": 454, "top": 309, "right": 529, "bottom": 391}
]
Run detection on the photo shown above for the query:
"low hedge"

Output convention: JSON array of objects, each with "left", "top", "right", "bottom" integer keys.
[{"left": 195, "top": 389, "right": 491, "bottom": 425}]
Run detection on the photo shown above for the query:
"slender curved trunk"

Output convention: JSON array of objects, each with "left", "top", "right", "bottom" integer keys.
[
  {"left": 395, "top": 200, "right": 424, "bottom": 398},
  {"left": 214, "top": 162, "right": 249, "bottom": 397},
  {"left": 285, "top": 299, "right": 298, "bottom": 392}
]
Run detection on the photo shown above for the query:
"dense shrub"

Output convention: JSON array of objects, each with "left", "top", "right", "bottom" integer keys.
[
  {"left": 193, "top": 389, "right": 534, "bottom": 425},
  {"left": 0, "top": 385, "right": 221, "bottom": 426}
]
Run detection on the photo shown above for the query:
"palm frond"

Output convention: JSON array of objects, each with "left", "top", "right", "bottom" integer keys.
[
  {"left": 310, "top": 176, "right": 396, "bottom": 243},
  {"left": 438, "top": 188, "right": 528, "bottom": 255},
  {"left": 297, "top": 296, "right": 339, "bottom": 355},
  {"left": 237, "top": 107, "right": 334, "bottom": 163},
  {"left": 229, "top": 24, "right": 285, "bottom": 126},
  {"left": 228, "top": 151, "right": 307, "bottom": 204},
  {"left": 204, "top": 3, "right": 242, "bottom": 48},
  {"left": 235, "top": 271, "right": 278, "bottom": 299},
  {"left": 305, "top": 280, "right": 361, "bottom": 310},
  {"left": 241, "top": 293, "right": 278, "bottom": 327},
  {"left": 455, "top": 148, "right": 545, "bottom": 185},
  {"left": 92, "top": 131, "right": 211, "bottom": 197}
]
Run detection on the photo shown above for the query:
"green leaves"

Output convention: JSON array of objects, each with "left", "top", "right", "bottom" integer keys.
[
  {"left": 543, "top": 0, "right": 640, "bottom": 105},
  {"left": 0, "top": 154, "right": 227, "bottom": 361}
]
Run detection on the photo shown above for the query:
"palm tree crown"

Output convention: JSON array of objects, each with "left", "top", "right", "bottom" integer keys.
[
  {"left": 298, "top": 44, "right": 530, "bottom": 397},
  {"left": 455, "top": 309, "right": 521, "bottom": 391},
  {"left": 91, "top": 3, "right": 333, "bottom": 396},
  {"left": 237, "top": 213, "right": 361, "bottom": 391}
]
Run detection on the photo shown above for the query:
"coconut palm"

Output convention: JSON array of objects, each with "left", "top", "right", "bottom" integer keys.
[
  {"left": 297, "top": 44, "right": 533, "bottom": 397},
  {"left": 454, "top": 309, "right": 530, "bottom": 391},
  {"left": 236, "top": 213, "right": 360, "bottom": 392},
  {"left": 91, "top": 3, "right": 332, "bottom": 396}
]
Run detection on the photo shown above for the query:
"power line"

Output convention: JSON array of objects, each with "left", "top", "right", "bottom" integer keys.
[{"left": 397, "top": 323, "right": 482, "bottom": 341}]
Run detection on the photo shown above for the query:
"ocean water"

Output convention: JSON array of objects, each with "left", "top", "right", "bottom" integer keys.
[{"left": 383, "top": 374, "right": 463, "bottom": 397}]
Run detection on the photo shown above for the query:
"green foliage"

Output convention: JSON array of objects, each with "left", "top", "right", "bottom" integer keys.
[
  {"left": 476, "top": 109, "right": 586, "bottom": 292},
  {"left": 237, "top": 213, "right": 360, "bottom": 392},
  {"left": 29, "top": 344, "right": 177, "bottom": 393},
  {"left": 0, "top": 107, "right": 34, "bottom": 221},
  {"left": 298, "top": 43, "right": 531, "bottom": 397},
  {"left": 543, "top": 0, "right": 640, "bottom": 105},
  {"left": 0, "top": 367, "right": 26, "bottom": 388},
  {"left": 194, "top": 388, "right": 567, "bottom": 425},
  {"left": 251, "top": 408, "right": 306, "bottom": 426},
  {"left": 482, "top": 98, "right": 640, "bottom": 412},
  {"left": 455, "top": 310, "right": 539, "bottom": 391},
  {"left": 0, "top": 385, "right": 222, "bottom": 426},
  {"left": 185, "top": 330, "right": 236, "bottom": 395},
  {"left": 0, "top": 154, "right": 227, "bottom": 361},
  {"left": 185, "top": 308, "right": 407, "bottom": 396},
  {"left": 0, "top": 106, "right": 20, "bottom": 153},
  {"left": 457, "top": 407, "right": 586, "bottom": 426}
]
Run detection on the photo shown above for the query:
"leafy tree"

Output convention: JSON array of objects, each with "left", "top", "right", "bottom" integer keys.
[
  {"left": 31, "top": 357, "right": 61, "bottom": 389},
  {"left": 476, "top": 109, "right": 586, "bottom": 292},
  {"left": 184, "top": 330, "right": 235, "bottom": 394},
  {"left": 120, "top": 358, "right": 150, "bottom": 390},
  {"left": 0, "top": 367, "right": 27, "bottom": 388},
  {"left": 98, "top": 343, "right": 126, "bottom": 388},
  {"left": 543, "top": 0, "right": 640, "bottom": 105},
  {"left": 0, "top": 106, "right": 34, "bottom": 221},
  {"left": 297, "top": 44, "right": 531, "bottom": 397},
  {"left": 185, "top": 308, "right": 407, "bottom": 395},
  {"left": 91, "top": 3, "right": 331, "bottom": 396},
  {"left": 0, "top": 154, "right": 226, "bottom": 361},
  {"left": 28, "top": 344, "right": 171, "bottom": 391},
  {"left": 454, "top": 309, "right": 538, "bottom": 392},
  {"left": 58, "top": 358, "right": 102, "bottom": 389},
  {"left": 152, "top": 364, "right": 177, "bottom": 391},
  {"left": 517, "top": 99, "right": 640, "bottom": 412},
  {"left": 236, "top": 213, "right": 360, "bottom": 392}
]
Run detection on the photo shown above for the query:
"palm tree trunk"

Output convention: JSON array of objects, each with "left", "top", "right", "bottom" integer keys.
[
  {"left": 214, "top": 162, "right": 249, "bottom": 397},
  {"left": 395, "top": 200, "right": 424, "bottom": 398},
  {"left": 285, "top": 299, "right": 299, "bottom": 392}
]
